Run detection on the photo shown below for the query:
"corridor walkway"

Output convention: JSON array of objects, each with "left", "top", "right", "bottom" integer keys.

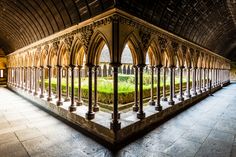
[{"left": 0, "top": 84, "right": 236, "bottom": 157}]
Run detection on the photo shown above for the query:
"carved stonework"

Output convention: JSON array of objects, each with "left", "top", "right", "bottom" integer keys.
[
  {"left": 139, "top": 30, "right": 151, "bottom": 51},
  {"left": 78, "top": 28, "right": 94, "bottom": 51},
  {"left": 158, "top": 37, "right": 167, "bottom": 50},
  {"left": 64, "top": 36, "right": 74, "bottom": 50},
  {"left": 52, "top": 41, "right": 60, "bottom": 52},
  {"left": 171, "top": 42, "right": 179, "bottom": 53}
]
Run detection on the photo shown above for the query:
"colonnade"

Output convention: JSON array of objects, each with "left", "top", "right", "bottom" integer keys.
[{"left": 6, "top": 12, "right": 231, "bottom": 131}]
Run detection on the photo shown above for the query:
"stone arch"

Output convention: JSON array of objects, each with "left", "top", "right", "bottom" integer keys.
[
  {"left": 87, "top": 31, "right": 111, "bottom": 66},
  {"left": 147, "top": 39, "right": 163, "bottom": 67},
  {"left": 121, "top": 32, "right": 143, "bottom": 66},
  {"left": 47, "top": 45, "right": 57, "bottom": 67},
  {"left": 70, "top": 37, "right": 87, "bottom": 66},
  {"left": 57, "top": 42, "right": 70, "bottom": 67},
  {"left": 40, "top": 46, "right": 49, "bottom": 67},
  {"left": 33, "top": 50, "right": 41, "bottom": 67}
]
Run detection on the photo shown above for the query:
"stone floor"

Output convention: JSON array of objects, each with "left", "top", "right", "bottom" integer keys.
[{"left": 0, "top": 84, "right": 236, "bottom": 157}]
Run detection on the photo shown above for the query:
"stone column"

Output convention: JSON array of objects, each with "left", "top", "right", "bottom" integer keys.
[
  {"left": 69, "top": 65, "right": 76, "bottom": 112},
  {"left": 149, "top": 66, "right": 155, "bottom": 106},
  {"left": 93, "top": 66, "right": 99, "bottom": 112},
  {"left": 168, "top": 67, "right": 175, "bottom": 105},
  {"left": 110, "top": 64, "right": 121, "bottom": 130},
  {"left": 21, "top": 67, "right": 24, "bottom": 89},
  {"left": 185, "top": 67, "right": 191, "bottom": 98},
  {"left": 202, "top": 68, "right": 206, "bottom": 92},
  {"left": 64, "top": 66, "right": 70, "bottom": 102},
  {"left": 47, "top": 65, "right": 52, "bottom": 101},
  {"left": 34, "top": 67, "right": 38, "bottom": 96},
  {"left": 198, "top": 68, "right": 202, "bottom": 94},
  {"left": 86, "top": 66, "right": 95, "bottom": 120},
  {"left": 137, "top": 65, "right": 145, "bottom": 119},
  {"left": 133, "top": 66, "right": 139, "bottom": 111},
  {"left": 211, "top": 68, "right": 214, "bottom": 87},
  {"left": 192, "top": 68, "right": 197, "bottom": 96},
  {"left": 162, "top": 67, "right": 167, "bottom": 101},
  {"left": 173, "top": 67, "right": 176, "bottom": 98},
  {"left": 76, "top": 66, "right": 83, "bottom": 106},
  {"left": 24, "top": 67, "right": 27, "bottom": 90},
  {"left": 29, "top": 67, "right": 32, "bottom": 93},
  {"left": 56, "top": 65, "right": 63, "bottom": 106},
  {"left": 155, "top": 66, "right": 162, "bottom": 111},
  {"left": 40, "top": 66, "right": 45, "bottom": 98},
  {"left": 178, "top": 67, "right": 184, "bottom": 101}
]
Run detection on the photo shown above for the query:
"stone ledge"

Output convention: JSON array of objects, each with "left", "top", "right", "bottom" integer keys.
[{"left": 7, "top": 83, "right": 228, "bottom": 148}]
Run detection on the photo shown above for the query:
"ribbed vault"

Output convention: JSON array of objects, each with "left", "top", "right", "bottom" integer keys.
[{"left": 0, "top": 0, "right": 236, "bottom": 61}]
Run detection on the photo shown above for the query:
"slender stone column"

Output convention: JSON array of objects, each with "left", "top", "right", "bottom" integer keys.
[
  {"left": 155, "top": 66, "right": 162, "bottom": 111},
  {"left": 185, "top": 67, "right": 191, "bottom": 98},
  {"left": 47, "top": 65, "right": 52, "bottom": 101},
  {"left": 29, "top": 67, "right": 32, "bottom": 93},
  {"left": 149, "top": 66, "right": 155, "bottom": 106},
  {"left": 56, "top": 65, "right": 63, "bottom": 106},
  {"left": 211, "top": 68, "right": 214, "bottom": 87},
  {"left": 137, "top": 65, "right": 145, "bottom": 119},
  {"left": 34, "top": 67, "right": 38, "bottom": 96},
  {"left": 133, "top": 66, "right": 139, "bottom": 111},
  {"left": 198, "top": 68, "right": 202, "bottom": 94},
  {"left": 25, "top": 67, "right": 28, "bottom": 90},
  {"left": 162, "top": 67, "right": 167, "bottom": 101},
  {"left": 168, "top": 67, "right": 175, "bottom": 105},
  {"left": 110, "top": 64, "right": 121, "bottom": 130},
  {"left": 178, "top": 67, "right": 184, "bottom": 101},
  {"left": 192, "top": 68, "right": 197, "bottom": 96},
  {"left": 69, "top": 65, "right": 76, "bottom": 112},
  {"left": 202, "top": 68, "right": 206, "bottom": 92},
  {"left": 20, "top": 67, "right": 23, "bottom": 89},
  {"left": 64, "top": 66, "right": 70, "bottom": 102},
  {"left": 207, "top": 68, "right": 210, "bottom": 89},
  {"left": 76, "top": 66, "right": 83, "bottom": 106},
  {"left": 173, "top": 67, "right": 176, "bottom": 98},
  {"left": 40, "top": 66, "right": 45, "bottom": 98},
  {"left": 86, "top": 66, "right": 95, "bottom": 119},
  {"left": 93, "top": 65, "right": 99, "bottom": 112}
]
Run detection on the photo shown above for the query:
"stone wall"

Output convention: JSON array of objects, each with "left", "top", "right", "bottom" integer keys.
[{"left": 230, "top": 62, "right": 236, "bottom": 81}]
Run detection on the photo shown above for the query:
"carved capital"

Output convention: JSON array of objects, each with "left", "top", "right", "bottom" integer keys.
[{"left": 158, "top": 37, "right": 167, "bottom": 50}]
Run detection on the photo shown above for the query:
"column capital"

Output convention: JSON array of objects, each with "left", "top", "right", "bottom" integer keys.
[
  {"left": 155, "top": 64, "right": 163, "bottom": 68},
  {"left": 85, "top": 63, "right": 94, "bottom": 68},
  {"left": 110, "top": 62, "right": 121, "bottom": 67},
  {"left": 56, "top": 65, "right": 62, "bottom": 68},
  {"left": 47, "top": 65, "right": 52, "bottom": 68},
  {"left": 137, "top": 63, "right": 146, "bottom": 68}
]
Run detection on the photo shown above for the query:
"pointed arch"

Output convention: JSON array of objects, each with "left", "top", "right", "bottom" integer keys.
[
  {"left": 87, "top": 31, "right": 111, "bottom": 66},
  {"left": 70, "top": 37, "right": 86, "bottom": 66}
]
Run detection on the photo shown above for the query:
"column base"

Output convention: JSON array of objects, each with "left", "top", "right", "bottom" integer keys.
[
  {"left": 110, "top": 121, "right": 121, "bottom": 130},
  {"left": 161, "top": 97, "right": 168, "bottom": 101},
  {"left": 148, "top": 100, "right": 155, "bottom": 106},
  {"left": 47, "top": 97, "right": 52, "bottom": 101},
  {"left": 132, "top": 105, "right": 139, "bottom": 112},
  {"left": 178, "top": 97, "right": 184, "bottom": 101},
  {"left": 86, "top": 112, "right": 95, "bottom": 120},
  {"left": 56, "top": 100, "right": 63, "bottom": 106},
  {"left": 68, "top": 105, "right": 76, "bottom": 112},
  {"left": 137, "top": 112, "right": 145, "bottom": 119},
  {"left": 33, "top": 92, "right": 38, "bottom": 96},
  {"left": 198, "top": 90, "right": 202, "bottom": 94},
  {"left": 155, "top": 105, "right": 162, "bottom": 111},
  {"left": 185, "top": 94, "right": 191, "bottom": 98},
  {"left": 64, "top": 97, "right": 70, "bottom": 102},
  {"left": 112, "top": 112, "right": 120, "bottom": 119},
  {"left": 202, "top": 88, "right": 206, "bottom": 92},
  {"left": 173, "top": 94, "right": 177, "bottom": 98},
  {"left": 39, "top": 94, "right": 44, "bottom": 98},
  {"left": 76, "top": 101, "right": 83, "bottom": 106},
  {"left": 192, "top": 92, "right": 197, "bottom": 96},
  {"left": 29, "top": 90, "right": 32, "bottom": 93},
  {"left": 24, "top": 88, "right": 28, "bottom": 91},
  {"left": 168, "top": 100, "right": 175, "bottom": 105},
  {"left": 93, "top": 106, "right": 100, "bottom": 112}
]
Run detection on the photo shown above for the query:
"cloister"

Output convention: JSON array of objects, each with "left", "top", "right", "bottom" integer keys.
[{"left": 0, "top": 0, "right": 236, "bottom": 156}]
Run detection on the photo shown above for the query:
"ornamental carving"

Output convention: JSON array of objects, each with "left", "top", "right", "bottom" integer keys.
[
  {"left": 158, "top": 37, "right": 167, "bottom": 50},
  {"left": 139, "top": 30, "right": 151, "bottom": 51},
  {"left": 78, "top": 28, "right": 94, "bottom": 51}
]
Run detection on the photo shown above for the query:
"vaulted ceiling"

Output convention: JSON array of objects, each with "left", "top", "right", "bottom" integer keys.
[{"left": 0, "top": 0, "right": 236, "bottom": 61}]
